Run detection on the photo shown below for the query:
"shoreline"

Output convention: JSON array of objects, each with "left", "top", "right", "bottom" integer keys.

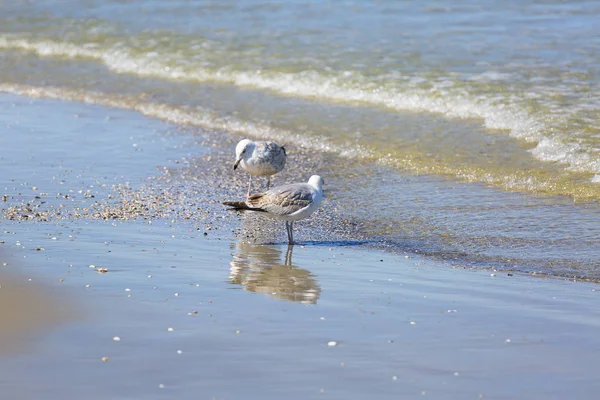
[
  {"left": 1, "top": 91, "right": 598, "bottom": 283},
  {"left": 1, "top": 93, "right": 600, "bottom": 399}
]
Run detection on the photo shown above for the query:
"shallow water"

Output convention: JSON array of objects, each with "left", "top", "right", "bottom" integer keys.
[
  {"left": 1, "top": 1, "right": 600, "bottom": 278},
  {"left": 1, "top": 87, "right": 600, "bottom": 399},
  {"left": 2, "top": 218, "right": 600, "bottom": 400}
]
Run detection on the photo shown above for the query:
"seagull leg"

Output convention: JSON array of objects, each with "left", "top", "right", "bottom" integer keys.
[
  {"left": 285, "top": 221, "right": 290, "bottom": 244},
  {"left": 285, "top": 221, "right": 294, "bottom": 244},
  {"left": 246, "top": 175, "right": 252, "bottom": 198},
  {"left": 289, "top": 221, "right": 294, "bottom": 245},
  {"left": 267, "top": 176, "right": 271, "bottom": 190}
]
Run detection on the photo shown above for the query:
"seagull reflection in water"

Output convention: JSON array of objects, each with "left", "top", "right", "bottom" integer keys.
[{"left": 229, "top": 242, "right": 321, "bottom": 304}]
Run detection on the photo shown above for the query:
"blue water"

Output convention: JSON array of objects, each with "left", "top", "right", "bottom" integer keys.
[{"left": 1, "top": 0, "right": 600, "bottom": 279}]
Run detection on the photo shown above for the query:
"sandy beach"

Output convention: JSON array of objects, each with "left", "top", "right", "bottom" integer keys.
[{"left": 1, "top": 94, "right": 600, "bottom": 400}]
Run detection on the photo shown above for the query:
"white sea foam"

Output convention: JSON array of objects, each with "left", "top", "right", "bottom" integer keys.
[
  {"left": 530, "top": 138, "right": 600, "bottom": 174},
  {"left": 0, "top": 36, "right": 545, "bottom": 138},
  {"left": 1, "top": 34, "right": 600, "bottom": 183},
  {"left": 2, "top": 83, "right": 599, "bottom": 198},
  {"left": 0, "top": 83, "right": 348, "bottom": 156}
]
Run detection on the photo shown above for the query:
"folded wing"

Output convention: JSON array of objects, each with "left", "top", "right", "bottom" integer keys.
[{"left": 248, "top": 183, "right": 314, "bottom": 216}]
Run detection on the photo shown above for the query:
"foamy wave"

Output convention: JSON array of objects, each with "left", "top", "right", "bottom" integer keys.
[
  {"left": 1, "top": 34, "right": 600, "bottom": 184},
  {"left": 530, "top": 137, "right": 600, "bottom": 175},
  {"left": 0, "top": 35, "right": 544, "bottom": 142},
  {"left": 2, "top": 83, "right": 600, "bottom": 199},
  {"left": 0, "top": 83, "right": 362, "bottom": 157}
]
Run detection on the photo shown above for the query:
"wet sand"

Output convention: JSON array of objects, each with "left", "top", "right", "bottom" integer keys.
[
  {"left": 1, "top": 94, "right": 600, "bottom": 399},
  {"left": 0, "top": 251, "right": 75, "bottom": 356},
  {"left": 2, "top": 221, "right": 599, "bottom": 399}
]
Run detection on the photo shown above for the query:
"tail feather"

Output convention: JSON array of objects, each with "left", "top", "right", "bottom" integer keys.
[
  {"left": 222, "top": 200, "right": 250, "bottom": 210},
  {"left": 222, "top": 200, "right": 265, "bottom": 212}
]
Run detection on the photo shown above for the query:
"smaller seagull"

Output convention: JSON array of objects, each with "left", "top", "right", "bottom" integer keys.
[
  {"left": 223, "top": 175, "right": 324, "bottom": 245},
  {"left": 233, "top": 139, "right": 287, "bottom": 198}
]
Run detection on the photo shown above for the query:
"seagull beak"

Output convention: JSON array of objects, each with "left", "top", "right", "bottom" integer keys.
[{"left": 233, "top": 158, "right": 241, "bottom": 170}]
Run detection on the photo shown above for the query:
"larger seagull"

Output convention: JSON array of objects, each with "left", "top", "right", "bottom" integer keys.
[
  {"left": 223, "top": 175, "right": 324, "bottom": 245},
  {"left": 233, "top": 139, "right": 287, "bottom": 198}
]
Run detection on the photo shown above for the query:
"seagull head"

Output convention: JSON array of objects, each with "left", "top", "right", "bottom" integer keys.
[
  {"left": 234, "top": 139, "right": 255, "bottom": 170},
  {"left": 308, "top": 175, "right": 324, "bottom": 191}
]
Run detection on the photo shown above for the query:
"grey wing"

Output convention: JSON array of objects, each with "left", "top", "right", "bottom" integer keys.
[
  {"left": 257, "top": 183, "right": 313, "bottom": 215},
  {"left": 263, "top": 141, "right": 287, "bottom": 168}
]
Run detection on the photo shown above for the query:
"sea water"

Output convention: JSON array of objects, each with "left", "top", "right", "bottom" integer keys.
[{"left": 1, "top": 0, "right": 599, "bottom": 279}]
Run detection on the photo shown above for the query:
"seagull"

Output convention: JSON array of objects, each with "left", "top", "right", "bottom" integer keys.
[
  {"left": 233, "top": 139, "right": 287, "bottom": 197},
  {"left": 223, "top": 175, "right": 324, "bottom": 244}
]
